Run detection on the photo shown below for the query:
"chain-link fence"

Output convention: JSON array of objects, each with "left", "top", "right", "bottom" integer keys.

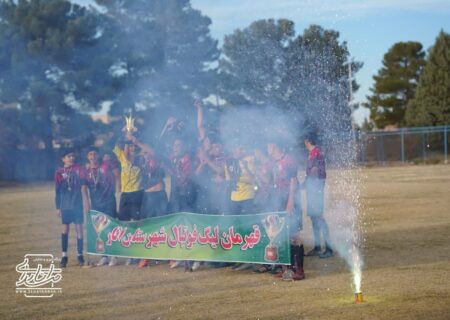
[{"left": 358, "top": 125, "right": 449, "bottom": 164}]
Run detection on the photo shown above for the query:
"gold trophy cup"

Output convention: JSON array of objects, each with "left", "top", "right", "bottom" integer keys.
[
  {"left": 91, "top": 213, "right": 110, "bottom": 253},
  {"left": 123, "top": 113, "right": 137, "bottom": 134},
  {"left": 262, "top": 215, "right": 285, "bottom": 262}
]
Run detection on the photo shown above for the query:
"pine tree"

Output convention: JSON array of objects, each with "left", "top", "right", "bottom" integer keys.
[
  {"left": 0, "top": 0, "right": 105, "bottom": 177},
  {"left": 406, "top": 31, "right": 450, "bottom": 126},
  {"left": 366, "top": 42, "right": 426, "bottom": 128},
  {"left": 219, "top": 21, "right": 361, "bottom": 135},
  {"left": 95, "top": 0, "right": 219, "bottom": 116}
]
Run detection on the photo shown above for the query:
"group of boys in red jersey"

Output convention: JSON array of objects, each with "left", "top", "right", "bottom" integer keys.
[{"left": 54, "top": 101, "right": 332, "bottom": 281}]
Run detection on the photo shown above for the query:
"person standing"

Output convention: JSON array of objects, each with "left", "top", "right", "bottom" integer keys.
[
  {"left": 304, "top": 134, "right": 333, "bottom": 259},
  {"left": 113, "top": 134, "right": 145, "bottom": 265},
  {"left": 85, "top": 148, "right": 117, "bottom": 266},
  {"left": 167, "top": 138, "right": 195, "bottom": 213},
  {"left": 195, "top": 137, "right": 227, "bottom": 215},
  {"left": 114, "top": 136, "right": 144, "bottom": 222},
  {"left": 266, "top": 141, "right": 305, "bottom": 280},
  {"left": 127, "top": 135, "right": 169, "bottom": 268},
  {"left": 55, "top": 149, "right": 90, "bottom": 268},
  {"left": 225, "top": 143, "right": 257, "bottom": 215},
  {"left": 224, "top": 143, "right": 258, "bottom": 271}
]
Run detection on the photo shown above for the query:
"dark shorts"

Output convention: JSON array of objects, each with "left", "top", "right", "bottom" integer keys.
[
  {"left": 140, "top": 191, "right": 168, "bottom": 218},
  {"left": 229, "top": 199, "right": 255, "bottom": 215},
  {"left": 119, "top": 190, "right": 144, "bottom": 221},
  {"left": 92, "top": 199, "right": 116, "bottom": 218},
  {"left": 61, "top": 209, "right": 83, "bottom": 225},
  {"left": 168, "top": 190, "right": 195, "bottom": 213}
]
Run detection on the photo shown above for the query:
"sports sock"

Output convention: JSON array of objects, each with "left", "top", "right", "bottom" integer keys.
[
  {"left": 62, "top": 234, "right": 68, "bottom": 253},
  {"left": 77, "top": 238, "right": 83, "bottom": 256}
]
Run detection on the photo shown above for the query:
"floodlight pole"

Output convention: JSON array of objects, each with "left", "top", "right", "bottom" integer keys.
[{"left": 348, "top": 63, "right": 355, "bottom": 131}]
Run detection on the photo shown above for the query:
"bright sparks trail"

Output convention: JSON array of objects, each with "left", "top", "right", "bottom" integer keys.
[
  {"left": 352, "top": 244, "right": 362, "bottom": 293},
  {"left": 326, "top": 137, "right": 365, "bottom": 302}
]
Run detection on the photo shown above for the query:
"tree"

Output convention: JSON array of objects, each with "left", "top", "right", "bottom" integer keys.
[
  {"left": 95, "top": 0, "right": 219, "bottom": 119},
  {"left": 219, "top": 21, "right": 361, "bottom": 136},
  {"left": 406, "top": 31, "right": 450, "bottom": 126},
  {"left": 0, "top": 0, "right": 107, "bottom": 177},
  {"left": 286, "top": 25, "right": 362, "bottom": 133},
  {"left": 366, "top": 42, "right": 426, "bottom": 128},
  {"left": 219, "top": 19, "right": 294, "bottom": 107}
]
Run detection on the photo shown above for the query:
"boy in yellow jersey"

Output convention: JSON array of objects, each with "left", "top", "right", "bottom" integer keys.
[
  {"left": 225, "top": 144, "right": 257, "bottom": 215},
  {"left": 113, "top": 137, "right": 144, "bottom": 222},
  {"left": 112, "top": 136, "right": 145, "bottom": 266},
  {"left": 225, "top": 143, "right": 258, "bottom": 271}
]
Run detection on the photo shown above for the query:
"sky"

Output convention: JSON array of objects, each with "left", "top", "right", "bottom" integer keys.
[
  {"left": 190, "top": 0, "right": 450, "bottom": 125},
  {"left": 76, "top": 0, "right": 450, "bottom": 125}
]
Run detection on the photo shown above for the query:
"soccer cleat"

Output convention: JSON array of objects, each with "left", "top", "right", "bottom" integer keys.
[
  {"left": 305, "top": 247, "right": 321, "bottom": 257},
  {"left": 77, "top": 255, "right": 85, "bottom": 266},
  {"left": 138, "top": 259, "right": 149, "bottom": 268},
  {"left": 282, "top": 268, "right": 305, "bottom": 281},
  {"left": 269, "top": 265, "right": 283, "bottom": 275},
  {"left": 184, "top": 261, "right": 193, "bottom": 272},
  {"left": 96, "top": 256, "right": 109, "bottom": 267},
  {"left": 108, "top": 257, "right": 118, "bottom": 266},
  {"left": 319, "top": 248, "right": 333, "bottom": 259},
  {"left": 282, "top": 269, "right": 295, "bottom": 281},
  {"left": 60, "top": 256, "right": 68, "bottom": 268},
  {"left": 233, "top": 263, "right": 253, "bottom": 271},
  {"left": 253, "top": 264, "right": 271, "bottom": 273},
  {"left": 208, "top": 262, "right": 231, "bottom": 268},
  {"left": 191, "top": 261, "right": 201, "bottom": 271},
  {"left": 170, "top": 260, "right": 183, "bottom": 269},
  {"left": 125, "top": 258, "right": 139, "bottom": 266},
  {"left": 231, "top": 263, "right": 242, "bottom": 270},
  {"left": 294, "top": 267, "right": 305, "bottom": 280}
]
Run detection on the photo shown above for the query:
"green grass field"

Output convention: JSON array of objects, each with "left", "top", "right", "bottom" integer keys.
[{"left": 1, "top": 165, "right": 449, "bottom": 319}]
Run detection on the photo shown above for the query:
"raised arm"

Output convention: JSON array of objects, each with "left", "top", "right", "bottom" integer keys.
[
  {"left": 195, "top": 99, "right": 206, "bottom": 142},
  {"left": 159, "top": 117, "right": 178, "bottom": 140},
  {"left": 128, "top": 134, "right": 155, "bottom": 157}
]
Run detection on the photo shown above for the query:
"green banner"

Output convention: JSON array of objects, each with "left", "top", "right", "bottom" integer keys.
[{"left": 87, "top": 210, "right": 291, "bottom": 265}]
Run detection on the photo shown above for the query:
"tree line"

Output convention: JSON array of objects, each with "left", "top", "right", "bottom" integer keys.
[
  {"left": 0, "top": 0, "right": 361, "bottom": 179},
  {"left": 365, "top": 31, "right": 450, "bottom": 130}
]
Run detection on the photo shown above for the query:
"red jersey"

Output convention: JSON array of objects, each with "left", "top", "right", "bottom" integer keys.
[
  {"left": 86, "top": 161, "right": 116, "bottom": 207},
  {"left": 142, "top": 157, "right": 165, "bottom": 189},
  {"left": 170, "top": 153, "right": 192, "bottom": 191},
  {"left": 273, "top": 154, "right": 298, "bottom": 192},
  {"left": 306, "top": 147, "right": 326, "bottom": 179},
  {"left": 55, "top": 164, "right": 87, "bottom": 210}
]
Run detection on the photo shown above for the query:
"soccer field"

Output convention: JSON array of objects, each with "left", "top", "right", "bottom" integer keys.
[{"left": 1, "top": 165, "right": 449, "bottom": 320}]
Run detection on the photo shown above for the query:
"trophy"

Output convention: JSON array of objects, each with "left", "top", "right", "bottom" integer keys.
[
  {"left": 123, "top": 113, "right": 137, "bottom": 134},
  {"left": 91, "top": 213, "right": 110, "bottom": 253},
  {"left": 262, "top": 214, "right": 285, "bottom": 262}
]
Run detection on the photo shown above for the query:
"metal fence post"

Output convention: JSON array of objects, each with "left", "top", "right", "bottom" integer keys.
[
  {"left": 445, "top": 126, "right": 448, "bottom": 163},
  {"left": 401, "top": 129, "right": 405, "bottom": 163},
  {"left": 361, "top": 132, "right": 366, "bottom": 164},
  {"left": 422, "top": 132, "right": 426, "bottom": 161}
]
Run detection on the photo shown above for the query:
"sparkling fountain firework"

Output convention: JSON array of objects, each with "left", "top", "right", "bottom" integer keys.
[{"left": 324, "top": 130, "right": 365, "bottom": 304}]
